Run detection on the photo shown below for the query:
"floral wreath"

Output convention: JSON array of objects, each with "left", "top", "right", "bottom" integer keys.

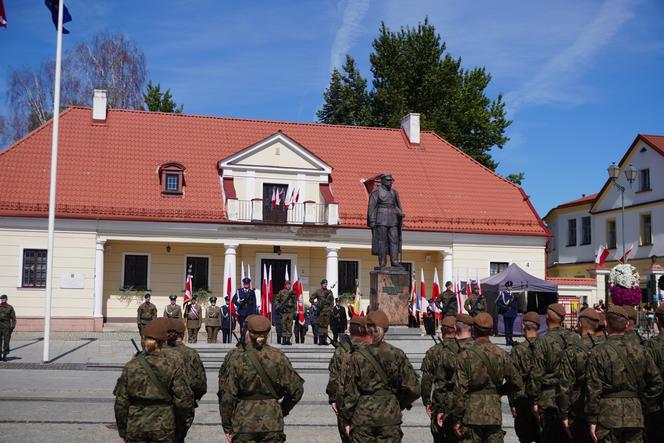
[{"left": 608, "top": 263, "right": 641, "bottom": 306}]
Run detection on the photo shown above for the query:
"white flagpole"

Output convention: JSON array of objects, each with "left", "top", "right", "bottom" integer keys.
[{"left": 43, "top": 0, "right": 65, "bottom": 364}]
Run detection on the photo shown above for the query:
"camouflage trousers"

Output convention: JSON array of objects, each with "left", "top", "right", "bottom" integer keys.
[
  {"left": 281, "top": 312, "right": 294, "bottom": 338},
  {"left": 0, "top": 325, "right": 12, "bottom": 355},
  {"left": 350, "top": 424, "right": 403, "bottom": 442},
  {"left": 460, "top": 425, "right": 505, "bottom": 443},
  {"left": 594, "top": 425, "right": 643, "bottom": 443},
  {"left": 232, "top": 431, "right": 286, "bottom": 442}
]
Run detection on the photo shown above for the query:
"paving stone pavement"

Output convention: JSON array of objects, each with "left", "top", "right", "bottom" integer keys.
[{"left": 0, "top": 327, "right": 520, "bottom": 442}]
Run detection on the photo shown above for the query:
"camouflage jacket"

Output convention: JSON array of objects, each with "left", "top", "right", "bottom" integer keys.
[
  {"left": 310, "top": 288, "right": 334, "bottom": 320},
  {"left": 0, "top": 302, "right": 16, "bottom": 329},
  {"left": 113, "top": 349, "right": 195, "bottom": 441},
  {"left": 452, "top": 337, "right": 523, "bottom": 426},
  {"left": 217, "top": 346, "right": 242, "bottom": 404},
  {"left": 219, "top": 344, "right": 304, "bottom": 434},
  {"left": 585, "top": 335, "right": 663, "bottom": 428},
  {"left": 326, "top": 337, "right": 362, "bottom": 404},
  {"left": 625, "top": 330, "right": 645, "bottom": 347},
  {"left": 421, "top": 337, "right": 463, "bottom": 410},
  {"left": 162, "top": 343, "right": 207, "bottom": 402},
  {"left": 274, "top": 289, "right": 297, "bottom": 314},
  {"left": 337, "top": 340, "right": 420, "bottom": 427},
  {"left": 464, "top": 295, "right": 487, "bottom": 316},
  {"left": 508, "top": 336, "right": 537, "bottom": 407},
  {"left": 528, "top": 326, "right": 579, "bottom": 408},
  {"left": 435, "top": 290, "right": 458, "bottom": 317},
  {"left": 137, "top": 302, "right": 157, "bottom": 325},
  {"left": 557, "top": 334, "right": 599, "bottom": 420},
  {"left": 644, "top": 333, "right": 664, "bottom": 406}
]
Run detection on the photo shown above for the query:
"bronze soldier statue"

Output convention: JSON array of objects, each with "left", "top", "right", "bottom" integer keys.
[{"left": 367, "top": 174, "right": 404, "bottom": 269}]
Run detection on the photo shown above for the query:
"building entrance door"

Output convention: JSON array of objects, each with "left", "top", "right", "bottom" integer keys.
[{"left": 261, "top": 259, "right": 291, "bottom": 295}]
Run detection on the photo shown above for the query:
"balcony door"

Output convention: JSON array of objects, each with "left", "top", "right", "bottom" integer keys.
[
  {"left": 263, "top": 183, "right": 288, "bottom": 223},
  {"left": 260, "top": 259, "right": 291, "bottom": 296}
]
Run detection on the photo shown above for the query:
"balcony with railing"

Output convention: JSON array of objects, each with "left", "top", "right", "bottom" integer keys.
[{"left": 225, "top": 199, "right": 339, "bottom": 225}]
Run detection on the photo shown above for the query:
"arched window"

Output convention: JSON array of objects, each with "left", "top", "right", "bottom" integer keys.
[{"left": 158, "top": 162, "right": 186, "bottom": 195}]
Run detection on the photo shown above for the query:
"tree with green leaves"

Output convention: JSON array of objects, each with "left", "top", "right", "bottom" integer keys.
[
  {"left": 143, "top": 81, "right": 183, "bottom": 113},
  {"left": 318, "top": 18, "right": 513, "bottom": 173},
  {"left": 317, "top": 55, "right": 372, "bottom": 126},
  {"left": 506, "top": 172, "right": 525, "bottom": 185}
]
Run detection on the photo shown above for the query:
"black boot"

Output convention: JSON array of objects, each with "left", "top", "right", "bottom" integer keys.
[{"left": 277, "top": 335, "right": 282, "bottom": 345}]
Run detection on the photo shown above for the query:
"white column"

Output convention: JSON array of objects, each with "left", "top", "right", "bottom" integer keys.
[
  {"left": 442, "top": 252, "right": 453, "bottom": 286},
  {"left": 93, "top": 239, "right": 105, "bottom": 318},
  {"left": 225, "top": 243, "right": 239, "bottom": 297},
  {"left": 326, "top": 247, "right": 339, "bottom": 298}
]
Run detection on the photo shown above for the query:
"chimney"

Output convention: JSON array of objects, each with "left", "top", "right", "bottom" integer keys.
[
  {"left": 401, "top": 113, "right": 420, "bottom": 144},
  {"left": 92, "top": 89, "right": 108, "bottom": 122}
]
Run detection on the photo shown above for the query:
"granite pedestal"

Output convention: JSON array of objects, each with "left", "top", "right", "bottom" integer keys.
[{"left": 370, "top": 268, "right": 410, "bottom": 325}]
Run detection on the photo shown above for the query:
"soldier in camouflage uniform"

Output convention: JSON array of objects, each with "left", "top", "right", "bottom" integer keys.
[
  {"left": 422, "top": 315, "right": 464, "bottom": 442},
  {"left": 529, "top": 303, "right": 580, "bottom": 443},
  {"left": 114, "top": 318, "right": 195, "bottom": 443},
  {"left": 274, "top": 280, "right": 297, "bottom": 346},
  {"left": 451, "top": 312, "right": 523, "bottom": 443},
  {"left": 219, "top": 315, "right": 304, "bottom": 443},
  {"left": 0, "top": 294, "right": 16, "bottom": 361},
  {"left": 205, "top": 296, "right": 221, "bottom": 343},
  {"left": 163, "top": 294, "right": 183, "bottom": 319},
  {"left": 585, "top": 305, "right": 663, "bottom": 443},
  {"left": 464, "top": 286, "right": 487, "bottom": 317},
  {"left": 337, "top": 309, "right": 420, "bottom": 442},
  {"left": 310, "top": 279, "right": 335, "bottom": 346},
  {"left": 327, "top": 316, "right": 370, "bottom": 443},
  {"left": 435, "top": 281, "right": 459, "bottom": 318},
  {"left": 558, "top": 308, "right": 602, "bottom": 443},
  {"left": 137, "top": 293, "right": 158, "bottom": 345},
  {"left": 624, "top": 306, "right": 645, "bottom": 348},
  {"left": 510, "top": 311, "right": 541, "bottom": 443},
  {"left": 643, "top": 304, "right": 664, "bottom": 443}
]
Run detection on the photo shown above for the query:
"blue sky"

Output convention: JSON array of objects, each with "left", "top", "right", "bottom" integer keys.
[{"left": 1, "top": 0, "right": 663, "bottom": 215}]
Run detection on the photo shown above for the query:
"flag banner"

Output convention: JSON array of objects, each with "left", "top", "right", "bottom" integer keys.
[
  {"left": 267, "top": 265, "right": 273, "bottom": 318},
  {"left": 419, "top": 268, "right": 427, "bottom": 312},
  {"left": 284, "top": 185, "right": 293, "bottom": 207},
  {"left": 0, "top": 0, "right": 7, "bottom": 28},
  {"left": 226, "top": 262, "right": 235, "bottom": 318},
  {"left": 247, "top": 264, "right": 252, "bottom": 289},
  {"left": 466, "top": 277, "right": 472, "bottom": 300},
  {"left": 354, "top": 285, "right": 362, "bottom": 316},
  {"left": 261, "top": 264, "right": 268, "bottom": 317},
  {"left": 271, "top": 187, "right": 277, "bottom": 207},
  {"left": 293, "top": 265, "right": 305, "bottom": 325},
  {"left": 595, "top": 244, "right": 609, "bottom": 267},
  {"left": 618, "top": 244, "right": 634, "bottom": 263},
  {"left": 294, "top": 188, "right": 300, "bottom": 207},
  {"left": 285, "top": 266, "right": 289, "bottom": 282},
  {"left": 476, "top": 270, "right": 483, "bottom": 296},
  {"left": 44, "top": 0, "right": 72, "bottom": 34},
  {"left": 241, "top": 261, "right": 245, "bottom": 284},
  {"left": 184, "top": 273, "right": 192, "bottom": 304},
  {"left": 432, "top": 268, "right": 442, "bottom": 318},
  {"left": 455, "top": 273, "right": 463, "bottom": 316}
]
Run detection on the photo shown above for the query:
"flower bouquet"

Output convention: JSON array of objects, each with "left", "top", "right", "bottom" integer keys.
[{"left": 608, "top": 263, "right": 641, "bottom": 306}]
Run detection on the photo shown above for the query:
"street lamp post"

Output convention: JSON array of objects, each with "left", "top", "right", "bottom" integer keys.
[{"left": 607, "top": 162, "right": 637, "bottom": 260}]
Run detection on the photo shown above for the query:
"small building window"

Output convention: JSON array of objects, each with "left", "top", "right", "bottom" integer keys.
[
  {"left": 186, "top": 256, "right": 210, "bottom": 292},
  {"left": 123, "top": 254, "right": 149, "bottom": 290},
  {"left": 567, "top": 219, "right": 577, "bottom": 246},
  {"left": 607, "top": 219, "right": 617, "bottom": 249},
  {"left": 22, "top": 249, "right": 47, "bottom": 287},
  {"left": 581, "top": 216, "right": 592, "bottom": 245},
  {"left": 338, "top": 260, "right": 359, "bottom": 296},
  {"left": 490, "top": 262, "right": 509, "bottom": 276},
  {"left": 159, "top": 162, "right": 185, "bottom": 195},
  {"left": 641, "top": 213, "right": 653, "bottom": 246},
  {"left": 639, "top": 169, "right": 651, "bottom": 192}
]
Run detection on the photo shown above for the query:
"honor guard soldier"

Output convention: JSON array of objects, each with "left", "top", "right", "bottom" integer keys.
[
  {"left": 162, "top": 318, "right": 207, "bottom": 443},
  {"left": 219, "top": 315, "right": 304, "bottom": 443},
  {"left": 558, "top": 308, "right": 601, "bottom": 443},
  {"left": 137, "top": 293, "right": 157, "bottom": 344},
  {"left": 644, "top": 304, "right": 664, "bottom": 443},
  {"left": 164, "top": 294, "right": 182, "bottom": 319},
  {"left": 274, "top": 280, "right": 297, "bottom": 346},
  {"left": 510, "top": 311, "right": 541, "bottom": 443},
  {"left": 310, "top": 279, "right": 335, "bottom": 345},
  {"left": 337, "top": 310, "right": 421, "bottom": 441},
  {"left": 586, "top": 306, "right": 663, "bottom": 443},
  {"left": 327, "top": 316, "right": 370, "bottom": 443},
  {"left": 221, "top": 296, "right": 236, "bottom": 344},
  {"left": 435, "top": 281, "right": 459, "bottom": 318},
  {"left": 206, "top": 296, "right": 221, "bottom": 343},
  {"left": 496, "top": 281, "right": 518, "bottom": 346},
  {"left": 464, "top": 285, "right": 486, "bottom": 317},
  {"left": 184, "top": 296, "right": 202, "bottom": 343},
  {"left": 529, "top": 303, "right": 580, "bottom": 443},
  {"left": 451, "top": 312, "right": 523, "bottom": 443},
  {"left": 114, "top": 318, "right": 195, "bottom": 443},
  {"left": 429, "top": 315, "right": 474, "bottom": 443},
  {"left": 234, "top": 277, "right": 257, "bottom": 337},
  {"left": 330, "top": 298, "right": 348, "bottom": 343},
  {"left": 0, "top": 294, "right": 16, "bottom": 361}
]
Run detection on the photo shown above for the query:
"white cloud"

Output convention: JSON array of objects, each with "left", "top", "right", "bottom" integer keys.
[
  {"left": 329, "top": 0, "right": 371, "bottom": 71},
  {"left": 506, "top": 0, "right": 637, "bottom": 114}
]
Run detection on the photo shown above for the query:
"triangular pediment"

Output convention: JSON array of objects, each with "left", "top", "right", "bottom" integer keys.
[{"left": 219, "top": 131, "right": 332, "bottom": 173}]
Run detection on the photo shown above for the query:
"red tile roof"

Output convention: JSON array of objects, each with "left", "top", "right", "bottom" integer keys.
[
  {"left": 0, "top": 107, "right": 548, "bottom": 237},
  {"left": 641, "top": 134, "right": 664, "bottom": 156},
  {"left": 546, "top": 277, "right": 596, "bottom": 287}
]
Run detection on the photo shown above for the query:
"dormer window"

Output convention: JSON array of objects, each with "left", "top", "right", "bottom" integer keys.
[{"left": 159, "top": 162, "right": 185, "bottom": 195}]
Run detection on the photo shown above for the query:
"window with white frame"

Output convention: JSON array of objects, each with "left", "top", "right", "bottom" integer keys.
[
  {"left": 567, "top": 218, "right": 577, "bottom": 246},
  {"left": 490, "top": 262, "right": 509, "bottom": 276},
  {"left": 639, "top": 169, "right": 651, "bottom": 192},
  {"left": 186, "top": 256, "right": 210, "bottom": 291},
  {"left": 22, "top": 249, "right": 47, "bottom": 287},
  {"left": 581, "top": 216, "right": 592, "bottom": 245}
]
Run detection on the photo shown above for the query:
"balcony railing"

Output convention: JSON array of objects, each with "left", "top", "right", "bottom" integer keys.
[{"left": 226, "top": 199, "right": 339, "bottom": 225}]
